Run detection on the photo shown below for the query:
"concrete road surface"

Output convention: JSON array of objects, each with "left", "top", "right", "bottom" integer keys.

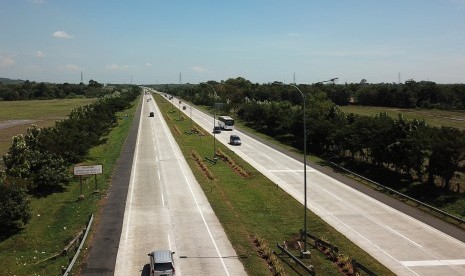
[
  {"left": 114, "top": 91, "right": 246, "bottom": 276},
  {"left": 164, "top": 91, "right": 465, "bottom": 276}
]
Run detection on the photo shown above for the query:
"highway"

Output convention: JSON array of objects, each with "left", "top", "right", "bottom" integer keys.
[
  {"left": 161, "top": 90, "right": 465, "bottom": 276},
  {"left": 114, "top": 91, "right": 246, "bottom": 275}
]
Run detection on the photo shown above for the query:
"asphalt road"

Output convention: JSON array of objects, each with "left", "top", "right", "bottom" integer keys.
[
  {"left": 167, "top": 91, "right": 465, "bottom": 276},
  {"left": 81, "top": 93, "right": 246, "bottom": 276},
  {"left": 113, "top": 91, "right": 246, "bottom": 275},
  {"left": 80, "top": 96, "right": 142, "bottom": 275}
]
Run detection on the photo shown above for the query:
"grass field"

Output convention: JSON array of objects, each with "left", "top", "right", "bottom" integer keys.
[
  {"left": 0, "top": 99, "right": 95, "bottom": 158},
  {"left": 154, "top": 94, "right": 393, "bottom": 275},
  {"left": 339, "top": 105, "right": 465, "bottom": 129},
  {"left": 0, "top": 98, "right": 138, "bottom": 275}
]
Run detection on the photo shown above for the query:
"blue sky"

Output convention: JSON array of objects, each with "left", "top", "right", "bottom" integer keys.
[{"left": 1, "top": 0, "right": 465, "bottom": 84}]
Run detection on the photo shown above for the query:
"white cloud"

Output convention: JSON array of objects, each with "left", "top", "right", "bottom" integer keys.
[
  {"left": 105, "top": 64, "right": 129, "bottom": 71},
  {"left": 36, "top": 50, "right": 45, "bottom": 58},
  {"left": 58, "top": 64, "right": 81, "bottom": 72},
  {"left": 52, "top": 31, "right": 73, "bottom": 39},
  {"left": 0, "top": 55, "right": 15, "bottom": 67},
  {"left": 191, "top": 66, "right": 207, "bottom": 73},
  {"left": 145, "top": 62, "right": 152, "bottom": 67}
]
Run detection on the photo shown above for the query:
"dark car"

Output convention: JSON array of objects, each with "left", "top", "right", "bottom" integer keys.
[
  {"left": 149, "top": 112, "right": 154, "bottom": 117},
  {"left": 213, "top": 126, "right": 221, "bottom": 133},
  {"left": 230, "top": 135, "right": 241, "bottom": 145}
]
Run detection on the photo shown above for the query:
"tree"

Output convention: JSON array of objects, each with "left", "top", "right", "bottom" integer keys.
[
  {"left": 0, "top": 177, "right": 31, "bottom": 231},
  {"left": 427, "top": 127, "right": 465, "bottom": 190}
]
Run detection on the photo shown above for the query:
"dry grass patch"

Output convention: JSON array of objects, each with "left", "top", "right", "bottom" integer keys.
[
  {"left": 191, "top": 150, "right": 215, "bottom": 180},
  {"left": 216, "top": 148, "right": 251, "bottom": 177}
]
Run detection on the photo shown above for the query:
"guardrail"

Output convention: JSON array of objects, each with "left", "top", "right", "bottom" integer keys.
[
  {"left": 276, "top": 243, "right": 315, "bottom": 275},
  {"left": 62, "top": 214, "right": 94, "bottom": 276},
  {"left": 351, "top": 259, "right": 378, "bottom": 276},
  {"left": 329, "top": 162, "right": 465, "bottom": 227}
]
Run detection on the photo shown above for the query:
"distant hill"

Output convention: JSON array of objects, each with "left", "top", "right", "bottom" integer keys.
[{"left": 0, "top": 77, "right": 25, "bottom": 84}]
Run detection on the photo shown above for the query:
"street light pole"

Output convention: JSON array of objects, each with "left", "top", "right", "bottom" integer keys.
[
  {"left": 282, "top": 78, "right": 336, "bottom": 258},
  {"left": 205, "top": 83, "right": 218, "bottom": 158},
  {"left": 288, "top": 84, "right": 309, "bottom": 257}
]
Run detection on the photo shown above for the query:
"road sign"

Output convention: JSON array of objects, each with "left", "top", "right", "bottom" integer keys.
[{"left": 74, "top": 165, "right": 103, "bottom": 176}]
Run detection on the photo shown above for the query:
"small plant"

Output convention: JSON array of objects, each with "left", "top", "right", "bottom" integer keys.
[{"left": 337, "top": 253, "right": 349, "bottom": 267}]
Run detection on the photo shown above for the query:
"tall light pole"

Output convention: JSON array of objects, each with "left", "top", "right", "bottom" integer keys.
[
  {"left": 205, "top": 83, "right": 218, "bottom": 158},
  {"left": 287, "top": 84, "right": 310, "bottom": 257},
  {"left": 286, "top": 78, "right": 336, "bottom": 258}
]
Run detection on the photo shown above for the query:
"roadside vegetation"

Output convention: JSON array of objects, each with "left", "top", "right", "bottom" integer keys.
[
  {"left": 154, "top": 93, "right": 394, "bottom": 275},
  {"left": 0, "top": 83, "right": 140, "bottom": 275},
  {"left": 154, "top": 78, "right": 465, "bottom": 221}
]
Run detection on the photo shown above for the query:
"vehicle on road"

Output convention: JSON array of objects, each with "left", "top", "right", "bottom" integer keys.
[
  {"left": 213, "top": 126, "right": 221, "bottom": 133},
  {"left": 148, "top": 250, "right": 175, "bottom": 276},
  {"left": 230, "top": 134, "right": 241, "bottom": 145},
  {"left": 218, "top": 115, "right": 234, "bottom": 130},
  {"left": 149, "top": 112, "right": 154, "bottom": 117}
]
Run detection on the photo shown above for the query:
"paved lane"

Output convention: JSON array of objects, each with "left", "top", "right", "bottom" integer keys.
[
  {"left": 168, "top": 92, "right": 465, "bottom": 276},
  {"left": 114, "top": 92, "right": 246, "bottom": 276}
]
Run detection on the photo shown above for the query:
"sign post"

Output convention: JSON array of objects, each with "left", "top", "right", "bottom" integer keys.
[{"left": 73, "top": 165, "right": 103, "bottom": 199}]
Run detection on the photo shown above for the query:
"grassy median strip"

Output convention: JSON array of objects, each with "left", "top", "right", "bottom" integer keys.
[
  {"left": 154, "top": 94, "right": 394, "bottom": 276},
  {"left": 0, "top": 98, "right": 139, "bottom": 275}
]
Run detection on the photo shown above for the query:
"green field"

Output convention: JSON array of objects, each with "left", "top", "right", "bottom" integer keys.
[
  {"left": 0, "top": 98, "right": 138, "bottom": 275},
  {"left": 0, "top": 99, "right": 95, "bottom": 158},
  {"left": 0, "top": 99, "right": 95, "bottom": 120},
  {"left": 155, "top": 94, "right": 393, "bottom": 275},
  {"left": 339, "top": 105, "right": 465, "bottom": 129}
]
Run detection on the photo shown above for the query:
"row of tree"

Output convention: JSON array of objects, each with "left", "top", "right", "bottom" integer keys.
[
  {"left": 153, "top": 78, "right": 465, "bottom": 193},
  {"left": 0, "top": 79, "right": 107, "bottom": 100},
  {"left": 154, "top": 77, "right": 465, "bottom": 110},
  {"left": 0, "top": 85, "right": 140, "bottom": 232}
]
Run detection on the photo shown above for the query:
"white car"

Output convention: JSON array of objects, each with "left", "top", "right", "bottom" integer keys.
[{"left": 148, "top": 250, "right": 175, "bottom": 275}]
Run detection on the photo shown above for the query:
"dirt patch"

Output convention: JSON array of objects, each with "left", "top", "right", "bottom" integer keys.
[{"left": 0, "top": 119, "right": 38, "bottom": 130}]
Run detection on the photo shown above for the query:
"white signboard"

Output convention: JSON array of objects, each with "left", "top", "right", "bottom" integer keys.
[{"left": 74, "top": 165, "right": 103, "bottom": 176}]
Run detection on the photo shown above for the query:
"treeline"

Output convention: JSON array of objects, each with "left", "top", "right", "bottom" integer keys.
[
  {"left": 153, "top": 77, "right": 465, "bottom": 193},
  {"left": 0, "top": 85, "right": 140, "bottom": 231},
  {"left": 0, "top": 79, "right": 107, "bottom": 100},
  {"left": 153, "top": 78, "right": 465, "bottom": 110}
]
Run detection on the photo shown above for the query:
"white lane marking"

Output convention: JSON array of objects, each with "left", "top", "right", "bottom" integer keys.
[
  {"left": 310, "top": 203, "right": 421, "bottom": 276},
  {"left": 161, "top": 194, "right": 165, "bottom": 207},
  {"left": 321, "top": 188, "right": 342, "bottom": 201},
  {"left": 269, "top": 169, "right": 304, "bottom": 172},
  {"left": 116, "top": 96, "right": 144, "bottom": 273},
  {"left": 124, "top": 98, "right": 143, "bottom": 243},
  {"left": 168, "top": 234, "right": 172, "bottom": 251},
  {"left": 384, "top": 225, "right": 422, "bottom": 248},
  {"left": 401, "top": 259, "right": 465, "bottom": 267},
  {"left": 158, "top": 105, "right": 231, "bottom": 276}
]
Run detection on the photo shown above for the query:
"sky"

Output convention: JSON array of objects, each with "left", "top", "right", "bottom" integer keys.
[{"left": 1, "top": 0, "right": 465, "bottom": 85}]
